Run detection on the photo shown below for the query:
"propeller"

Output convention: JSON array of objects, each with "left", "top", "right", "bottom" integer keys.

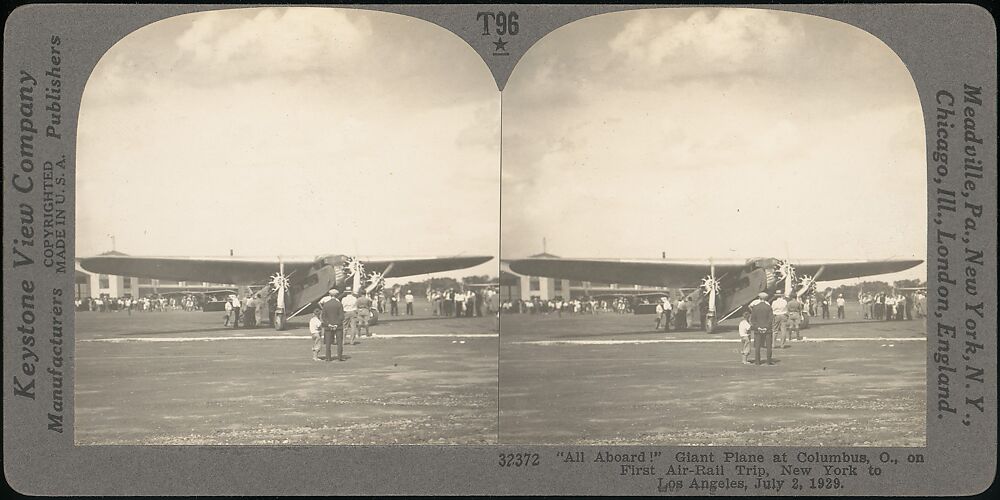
[
  {"left": 775, "top": 259, "right": 796, "bottom": 297},
  {"left": 366, "top": 271, "right": 386, "bottom": 295},
  {"left": 795, "top": 265, "right": 826, "bottom": 298},
  {"left": 343, "top": 256, "right": 366, "bottom": 292},
  {"left": 270, "top": 257, "right": 289, "bottom": 312},
  {"left": 795, "top": 275, "right": 817, "bottom": 298},
  {"left": 702, "top": 258, "right": 719, "bottom": 315}
]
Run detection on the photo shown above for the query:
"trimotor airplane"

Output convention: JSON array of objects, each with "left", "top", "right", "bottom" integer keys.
[
  {"left": 507, "top": 256, "right": 922, "bottom": 333},
  {"left": 79, "top": 254, "right": 493, "bottom": 329}
]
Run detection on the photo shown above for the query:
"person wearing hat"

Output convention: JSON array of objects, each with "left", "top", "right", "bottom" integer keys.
[
  {"left": 750, "top": 292, "right": 774, "bottom": 365},
  {"left": 321, "top": 288, "right": 345, "bottom": 361},
  {"left": 836, "top": 294, "right": 847, "bottom": 319},
  {"left": 404, "top": 289, "right": 415, "bottom": 316},
  {"left": 786, "top": 294, "right": 804, "bottom": 341}
]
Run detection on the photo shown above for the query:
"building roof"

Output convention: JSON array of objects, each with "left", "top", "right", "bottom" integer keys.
[
  {"left": 75, "top": 269, "right": 91, "bottom": 283},
  {"left": 527, "top": 252, "right": 560, "bottom": 258},
  {"left": 499, "top": 270, "right": 520, "bottom": 286}
]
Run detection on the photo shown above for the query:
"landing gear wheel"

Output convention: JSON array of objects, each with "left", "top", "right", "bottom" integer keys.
[
  {"left": 704, "top": 317, "right": 717, "bottom": 334},
  {"left": 273, "top": 312, "right": 286, "bottom": 331}
]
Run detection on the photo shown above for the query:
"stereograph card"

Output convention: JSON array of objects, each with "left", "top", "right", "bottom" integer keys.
[{"left": 2, "top": 3, "right": 996, "bottom": 495}]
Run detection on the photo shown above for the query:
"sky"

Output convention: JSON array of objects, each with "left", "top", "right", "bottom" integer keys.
[
  {"left": 500, "top": 8, "right": 927, "bottom": 285},
  {"left": 77, "top": 7, "right": 499, "bottom": 278}
]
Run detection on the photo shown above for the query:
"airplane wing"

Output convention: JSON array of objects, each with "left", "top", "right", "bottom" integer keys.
[
  {"left": 78, "top": 256, "right": 317, "bottom": 285},
  {"left": 362, "top": 256, "right": 493, "bottom": 278},
  {"left": 507, "top": 258, "right": 923, "bottom": 287},
  {"left": 791, "top": 260, "right": 924, "bottom": 282},
  {"left": 79, "top": 255, "right": 494, "bottom": 285},
  {"left": 507, "top": 258, "right": 743, "bottom": 287}
]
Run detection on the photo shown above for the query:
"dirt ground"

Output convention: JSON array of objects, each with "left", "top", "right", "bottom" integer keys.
[
  {"left": 499, "top": 303, "right": 926, "bottom": 446},
  {"left": 75, "top": 300, "right": 925, "bottom": 446},
  {"left": 74, "top": 299, "right": 498, "bottom": 445}
]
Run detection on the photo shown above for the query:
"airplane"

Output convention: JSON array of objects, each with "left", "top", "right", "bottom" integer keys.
[
  {"left": 79, "top": 254, "right": 493, "bottom": 330},
  {"left": 507, "top": 256, "right": 923, "bottom": 333}
]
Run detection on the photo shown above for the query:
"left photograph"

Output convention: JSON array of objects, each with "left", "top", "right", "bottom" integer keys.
[{"left": 74, "top": 7, "right": 500, "bottom": 445}]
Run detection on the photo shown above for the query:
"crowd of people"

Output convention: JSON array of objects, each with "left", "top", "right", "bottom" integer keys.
[
  {"left": 734, "top": 292, "right": 808, "bottom": 365},
  {"left": 306, "top": 286, "right": 468, "bottom": 361},
  {"left": 501, "top": 297, "right": 602, "bottom": 315},
  {"left": 422, "top": 287, "right": 500, "bottom": 318},
  {"left": 497, "top": 286, "right": 926, "bottom": 338},
  {"left": 221, "top": 291, "right": 275, "bottom": 329},
  {"left": 859, "top": 291, "right": 927, "bottom": 321},
  {"left": 75, "top": 294, "right": 204, "bottom": 314},
  {"left": 734, "top": 290, "right": 925, "bottom": 366},
  {"left": 500, "top": 295, "right": 714, "bottom": 330}
]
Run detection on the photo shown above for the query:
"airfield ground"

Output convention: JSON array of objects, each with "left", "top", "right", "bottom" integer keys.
[
  {"left": 499, "top": 303, "right": 926, "bottom": 446},
  {"left": 75, "top": 298, "right": 498, "bottom": 445},
  {"left": 76, "top": 301, "right": 926, "bottom": 446}
]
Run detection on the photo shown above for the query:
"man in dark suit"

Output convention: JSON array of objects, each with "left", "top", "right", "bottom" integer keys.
[
  {"left": 320, "top": 288, "right": 345, "bottom": 361},
  {"left": 750, "top": 292, "right": 775, "bottom": 365}
]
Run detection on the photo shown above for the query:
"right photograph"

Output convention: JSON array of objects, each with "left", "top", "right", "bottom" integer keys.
[{"left": 499, "top": 8, "right": 927, "bottom": 445}]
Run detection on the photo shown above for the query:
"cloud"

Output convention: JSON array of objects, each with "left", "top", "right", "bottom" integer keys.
[
  {"left": 78, "top": 7, "right": 499, "bottom": 263},
  {"left": 174, "top": 8, "right": 371, "bottom": 74},
  {"left": 501, "top": 8, "right": 925, "bottom": 270},
  {"left": 609, "top": 9, "right": 804, "bottom": 74}
]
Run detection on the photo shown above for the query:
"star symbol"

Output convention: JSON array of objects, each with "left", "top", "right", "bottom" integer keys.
[{"left": 493, "top": 37, "right": 508, "bottom": 52}]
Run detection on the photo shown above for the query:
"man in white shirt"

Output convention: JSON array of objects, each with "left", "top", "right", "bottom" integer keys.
[
  {"left": 341, "top": 290, "right": 359, "bottom": 343},
  {"left": 230, "top": 294, "right": 241, "bottom": 329},
  {"left": 224, "top": 299, "right": 233, "bottom": 326},
  {"left": 661, "top": 297, "right": 672, "bottom": 332},
  {"left": 404, "top": 290, "right": 415, "bottom": 316},
  {"left": 771, "top": 295, "right": 789, "bottom": 348},
  {"left": 836, "top": 294, "right": 847, "bottom": 319},
  {"left": 738, "top": 310, "right": 753, "bottom": 365},
  {"left": 308, "top": 308, "right": 325, "bottom": 361}
]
